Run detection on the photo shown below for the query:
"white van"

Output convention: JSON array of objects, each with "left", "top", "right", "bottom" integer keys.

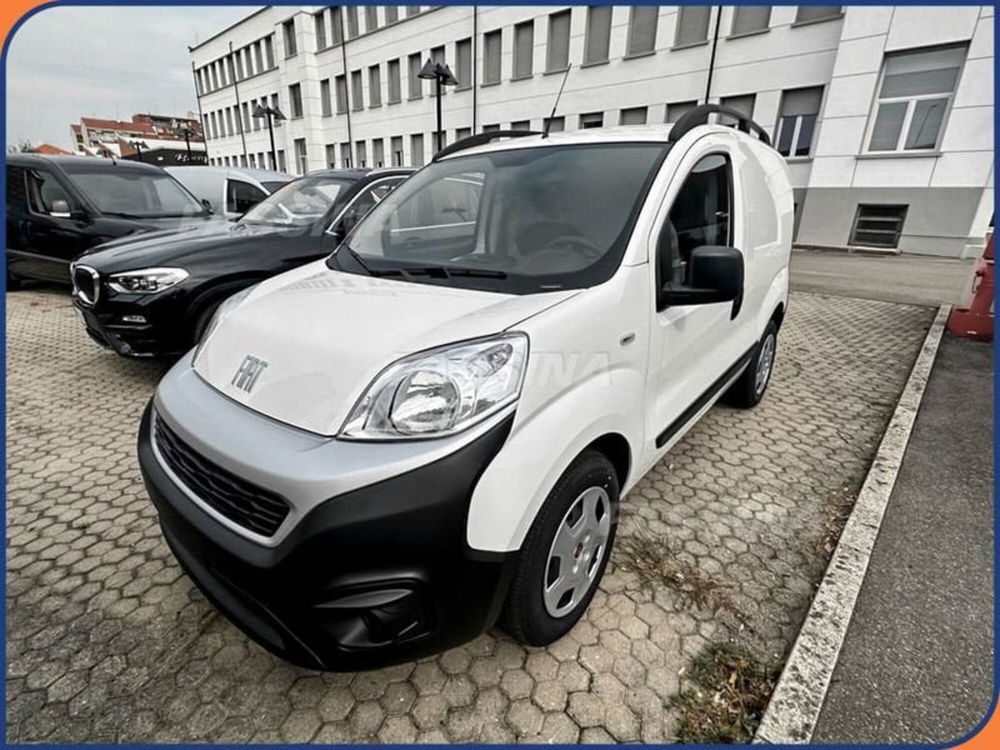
[
  {"left": 138, "top": 107, "right": 792, "bottom": 671},
  {"left": 166, "top": 165, "right": 292, "bottom": 219}
]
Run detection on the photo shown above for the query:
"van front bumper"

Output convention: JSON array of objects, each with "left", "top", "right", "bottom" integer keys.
[{"left": 137, "top": 401, "right": 516, "bottom": 671}]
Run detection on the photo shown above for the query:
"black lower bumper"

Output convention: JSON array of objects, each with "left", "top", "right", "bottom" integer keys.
[
  {"left": 138, "top": 402, "right": 517, "bottom": 671},
  {"left": 74, "top": 300, "right": 186, "bottom": 358}
]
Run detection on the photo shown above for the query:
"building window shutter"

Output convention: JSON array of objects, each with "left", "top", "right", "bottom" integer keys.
[
  {"left": 585, "top": 6, "right": 612, "bottom": 64},
  {"left": 456, "top": 38, "right": 472, "bottom": 89},
  {"left": 388, "top": 59, "right": 401, "bottom": 102},
  {"left": 675, "top": 7, "right": 711, "bottom": 46},
  {"left": 369, "top": 66, "right": 382, "bottom": 107},
  {"left": 627, "top": 7, "right": 659, "bottom": 55},
  {"left": 731, "top": 6, "right": 772, "bottom": 36},
  {"left": 620, "top": 106, "right": 648, "bottom": 126},
  {"left": 408, "top": 53, "right": 422, "bottom": 98},
  {"left": 514, "top": 21, "right": 534, "bottom": 79},
  {"left": 795, "top": 6, "right": 842, "bottom": 24},
  {"left": 546, "top": 10, "right": 571, "bottom": 72},
  {"left": 484, "top": 30, "right": 502, "bottom": 84}
]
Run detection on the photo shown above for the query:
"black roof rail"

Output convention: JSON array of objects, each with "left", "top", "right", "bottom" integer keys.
[
  {"left": 433, "top": 129, "right": 542, "bottom": 162},
  {"left": 668, "top": 104, "right": 772, "bottom": 147}
]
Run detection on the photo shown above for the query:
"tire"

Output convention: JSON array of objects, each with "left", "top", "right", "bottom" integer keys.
[
  {"left": 500, "top": 450, "right": 619, "bottom": 646},
  {"left": 723, "top": 320, "right": 778, "bottom": 409}
]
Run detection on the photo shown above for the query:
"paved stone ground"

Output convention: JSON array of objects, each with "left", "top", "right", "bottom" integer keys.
[{"left": 5, "top": 288, "right": 934, "bottom": 743}]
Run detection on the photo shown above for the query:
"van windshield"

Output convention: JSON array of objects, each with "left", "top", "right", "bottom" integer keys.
[
  {"left": 63, "top": 168, "right": 207, "bottom": 218},
  {"left": 331, "top": 143, "right": 668, "bottom": 293}
]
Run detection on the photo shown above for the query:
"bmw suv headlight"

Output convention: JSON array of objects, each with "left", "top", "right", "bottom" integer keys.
[
  {"left": 341, "top": 333, "right": 529, "bottom": 440},
  {"left": 108, "top": 267, "right": 189, "bottom": 294}
]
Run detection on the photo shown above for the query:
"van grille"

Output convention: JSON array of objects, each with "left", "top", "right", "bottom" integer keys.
[
  {"left": 154, "top": 415, "right": 290, "bottom": 537},
  {"left": 72, "top": 264, "right": 100, "bottom": 306}
]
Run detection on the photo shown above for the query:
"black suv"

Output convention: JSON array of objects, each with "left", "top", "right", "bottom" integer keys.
[
  {"left": 6, "top": 154, "right": 219, "bottom": 287},
  {"left": 72, "top": 168, "right": 413, "bottom": 358}
]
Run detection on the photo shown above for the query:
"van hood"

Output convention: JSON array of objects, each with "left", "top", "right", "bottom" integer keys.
[{"left": 193, "top": 261, "right": 578, "bottom": 436}]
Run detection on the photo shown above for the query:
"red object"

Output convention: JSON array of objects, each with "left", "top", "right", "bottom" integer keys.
[{"left": 947, "top": 232, "right": 994, "bottom": 342}]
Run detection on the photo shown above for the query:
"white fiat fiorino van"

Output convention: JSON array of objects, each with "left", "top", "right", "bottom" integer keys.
[{"left": 138, "top": 106, "right": 792, "bottom": 671}]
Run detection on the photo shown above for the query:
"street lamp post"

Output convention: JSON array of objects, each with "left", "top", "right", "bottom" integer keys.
[
  {"left": 179, "top": 127, "right": 193, "bottom": 162},
  {"left": 252, "top": 104, "right": 286, "bottom": 170},
  {"left": 418, "top": 59, "right": 459, "bottom": 153},
  {"left": 128, "top": 140, "right": 148, "bottom": 163}
]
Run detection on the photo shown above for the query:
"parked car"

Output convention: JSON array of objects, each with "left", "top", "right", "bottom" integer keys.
[
  {"left": 166, "top": 165, "right": 292, "bottom": 220},
  {"left": 137, "top": 108, "right": 792, "bottom": 671},
  {"left": 71, "top": 167, "right": 413, "bottom": 358},
  {"left": 5, "top": 154, "right": 219, "bottom": 287}
]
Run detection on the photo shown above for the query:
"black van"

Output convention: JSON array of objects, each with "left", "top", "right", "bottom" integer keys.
[{"left": 5, "top": 154, "right": 220, "bottom": 288}]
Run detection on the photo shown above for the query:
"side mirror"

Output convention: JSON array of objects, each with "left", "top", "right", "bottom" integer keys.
[
  {"left": 50, "top": 199, "right": 72, "bottom": 219},
  {"left": 201, "top": 198, "right": 214, "bottom": 214},
  {"left": 659, "top": 245, "right": 744, "bottom": 308}
]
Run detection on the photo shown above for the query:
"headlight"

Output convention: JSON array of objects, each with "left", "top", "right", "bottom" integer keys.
[
  {"left": 108, "top": 267, "right": 189, "bottom": 294},
  {"left": 192, "top": 285, "right": 255, "bottom": 364},
  {"left": 341, "top": 333, "right": 529, "bottom": 440}
]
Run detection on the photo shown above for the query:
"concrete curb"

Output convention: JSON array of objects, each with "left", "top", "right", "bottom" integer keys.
[{"left": 753, "top": 304, "right": 951, "bottom": 745}]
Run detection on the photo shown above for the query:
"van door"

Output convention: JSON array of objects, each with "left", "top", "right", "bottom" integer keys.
[
  {"left": 644, "top": 137, "right": 751, "bottom": 454},
  {"left": 14, "top": 166, "right": 91, "bottom": 282}
]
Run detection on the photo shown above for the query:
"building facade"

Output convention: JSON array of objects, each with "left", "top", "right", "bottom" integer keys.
[{"left": 190, "top": 5, "right": 994, "bottom": 257}]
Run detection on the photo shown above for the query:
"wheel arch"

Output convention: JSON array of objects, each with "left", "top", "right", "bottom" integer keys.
[{"left": 585, "top": 432, "right": 631, "bottom": 491}]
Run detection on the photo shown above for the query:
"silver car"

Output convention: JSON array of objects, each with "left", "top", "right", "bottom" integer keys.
[{"left": 166, "top": 165, "right": 292, "bottom": 220}]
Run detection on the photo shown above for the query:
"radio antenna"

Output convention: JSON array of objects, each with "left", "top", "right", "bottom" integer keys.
[{"left": 541, "top": 64, "right": 572, "bottom": 138}]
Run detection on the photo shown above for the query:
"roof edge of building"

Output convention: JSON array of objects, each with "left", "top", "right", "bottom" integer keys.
[{"left": 189, "top": 5, "right": 273, "bottom": 53}]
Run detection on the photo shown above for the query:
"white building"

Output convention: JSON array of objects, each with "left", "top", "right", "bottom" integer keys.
[{"left": 190, "top": 5, "right": 994, "bottom": 257}]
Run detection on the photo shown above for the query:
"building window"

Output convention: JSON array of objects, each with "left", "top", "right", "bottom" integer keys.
[
  {"left": 346, "top": 7, "right": 359, "bottom": 38},
  {"left": 294, "top": 139, "right": 307, "bottom": 174},
  {"left": 731, "top": 6, "right": 772, "bottom": 36},
  {"left": 325, "top": 143, "right": 337, "bottom": 168},
  {"left": 483, "top": 123, "right": 501, "bottom": 132},
  {"left": 340, "top": 142, "right": 351, "bottom": 168},
  {"left": 484, "top": 30, "right": 502, "bottom": 84},
  {"left": 794, "top": 6, "right": 843, "bottom": 25},
  {"left": 351, "top": 70, "right": 364, "bottom": 110},
  {"left": 544, "top": 116, "right": 565, "bottom": 132},
  {"left": 271, "top": 94, "right": 282, "bottom": 125},
  {"left": 547, "top": 10, "right": 571, "bottom": 73},
  {"left": 580, "top": 112, "right": 604, "bottom": 129},
  {"left": 850, "top": 205, "right": 908, "bottom": 249},
  {"left": 513, "top": 21, "right": 534, "bottom": 80},
  {"left": 320, "top": 79, "right": 332, "bottom": 117},
  {"left": 335, "top": 74, "right": 349, "bottom": 113},
  {"left": 719, "top": 93, "right": 756, "bottom": 125},
  {"left": 411, "top": 133, "right": 425, "bottom": 166},
  {"left": 408, "top": 53, "right": 423, "bottom": 99},
  {"left": 386, "top": 7, "right": 399, "bottom": 24},
  {"left": 431, "top": 45, "right": 446, "bottom": 68},
  {"left": 455, "top": 38, "right": 472, "bottom": 89},
  {"left": 511, "top": 120, "right": 531, "bottom": 131},
  {"left": 391, "top": 136, "right": 403, "bottom": 166},
  {"left": 406, "top": 7, "right": 420, "bottom": 18},
  {"left": 456, "top": 127, "right": 472, "bottom": 141},
  {"left": 265, "top": 36, "right": 275, "bottom": 68},
  {"left": 675, "top": 6, "right": 711, "bottom": 47},
  {"left": 331, "top": 8, "right": 344, "bottom": 45},
  {"left": 776, "top": 86, "right": 823, "bottom": 157},
  {"left": 585, "top": 6, "right": 612, "bottom": 65},
  {"left": 387, "top": 59, "right": 402, "bottom": 103},
  {"left": 666, "top": 100, "right": 699, "bottom": 123},
  {"left": 867, "top": 45, "right": 965, "bottom": 153},
  {"left": 315, "top": 11, "right": 327, "bottom": 49},
  {"left": 233, "top": 52, "right": 244, "bottom": 81},
  {"left": 225, "top": 108, "right": 234, "bottom": 135},
  {"left": 369, "top": 65, "right": 382, "bottom": 107},
  {"left": 365, "top": 6, "right": 378, "bottom": 33},
  {"left": 288, "top": 83, "right": 303, "bottom": 118},
  {"left": 241, "top": 102, "right": 250, "bottom": 132},
  {"left": 373, "top": 138, "right": 385, "bottom": 167},
  {"left": 356, "top": 141, "right": 367, "bottom": 168},
  {"left": 620, "top": 106, "right": 648, "bottom": 126},
  {"left": 254, "top": 41, "right": 264, "bottom": 72},
  {"left": 277, "top": 149, "right": 287, "bottom": 172},
  {"left": 283, "top": 19, "right": 297, "bottom": 57},
  {"left": 627, "top": 6, "right": 659, "bottom": 56}
]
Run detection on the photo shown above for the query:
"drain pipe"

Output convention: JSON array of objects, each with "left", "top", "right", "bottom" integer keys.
[{"left": 472, "top": 6, "right": 479, "bottom": 133}]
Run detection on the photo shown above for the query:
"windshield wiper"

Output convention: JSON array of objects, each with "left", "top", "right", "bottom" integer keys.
[{"left": 368, "top": 264, "right": 508, "bottom": 280}]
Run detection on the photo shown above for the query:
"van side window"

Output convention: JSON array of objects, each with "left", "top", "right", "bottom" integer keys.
[
  {"left": 25, "top": 169, "right": 72, "bottom": 215},
  {"left": 657, "top": 154, "right": 732, "bottom": 291},
  {"left": 226, "top": 179, "right": 267, "bottom": 215},
  {"left": 6, "top": 166, "right": 27, "bottom": 212}
]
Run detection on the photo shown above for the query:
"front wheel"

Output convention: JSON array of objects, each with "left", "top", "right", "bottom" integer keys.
[
  {"left": 723, "top": 320, "right": 778, "bottom": 408},
  {"left": 499, "top": 450, "right": 619, "bottom": 646}
]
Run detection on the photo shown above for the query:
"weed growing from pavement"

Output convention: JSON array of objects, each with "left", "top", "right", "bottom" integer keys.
[
  {"left": 671, "top": 642, "right": 778, "bottom": 743},
  {"left": 816, "top": 482, "right": 859, "bottom": 560},
  {"left": 615, "top": 529, "right": 741, "bottom": 615}
]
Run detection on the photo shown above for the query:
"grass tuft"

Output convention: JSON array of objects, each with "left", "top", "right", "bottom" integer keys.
[{"left": 671, "top": 642, "right": 778, "bottom": 743}]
